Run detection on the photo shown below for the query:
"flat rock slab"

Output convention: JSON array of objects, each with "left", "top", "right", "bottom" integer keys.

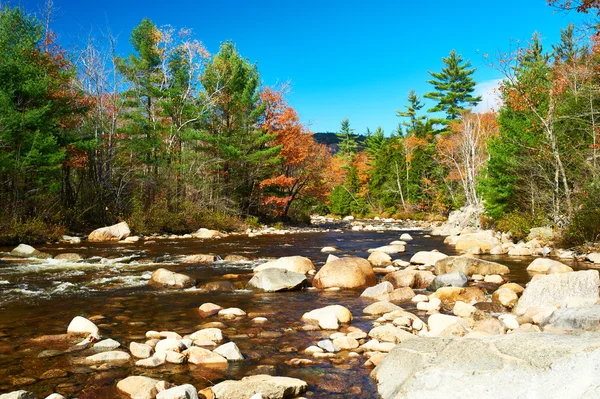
[
  {"left": 435, "top": 256, "right": 510, "bottom": 276},
  {"left": 542, "top": 305, "right": 600, "bottom": 332},
  {"left": 373, "top": 333, "right": 600, "bottom": 399}
]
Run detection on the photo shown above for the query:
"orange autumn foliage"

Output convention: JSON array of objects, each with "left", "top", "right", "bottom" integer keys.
[{"left": 259, "top": 88, "right": 332, "bottom": 217}]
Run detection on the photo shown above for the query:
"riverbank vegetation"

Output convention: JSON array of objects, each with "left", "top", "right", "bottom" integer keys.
[{"left": 0, "top": 2, "right": 599, "bottom": 246}]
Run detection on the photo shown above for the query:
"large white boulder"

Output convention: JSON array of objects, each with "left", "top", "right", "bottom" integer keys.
[
  {"left": 302, "top": 305, "right": 353, "bottom": 330},
  {"left": 67, "top": 316, "right": 99, "bottom": 335},
  {"left": 88, "top": 221, "right": 130, "bottom": 242},
  {"left": 149, "top": 268, "right": 195, "bottom": 289}
]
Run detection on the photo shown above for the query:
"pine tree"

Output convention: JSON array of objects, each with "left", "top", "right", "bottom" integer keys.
[
  {"left": 200, "top": 41, "right": 281, "bottom": 213},
  {"left": 365, "top": 127, "right": 386, "bottom": 158},
  {"left": 336, "top": 118, "right": 358, "bottom": 158},
  {"left": 425, "top": 50, "right": 481, "bottom": 126},
  {"left": 396, "top": 90, "right": 427, "bottom": 136}
]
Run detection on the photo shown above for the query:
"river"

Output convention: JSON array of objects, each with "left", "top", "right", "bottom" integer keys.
[{"left": 0, "top": 227, "right": 591, "bottom": 398}]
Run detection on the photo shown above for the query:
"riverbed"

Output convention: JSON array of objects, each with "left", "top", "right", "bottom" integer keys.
[{"left": 0, "top": 227, "right": 592, "bottom": 398}]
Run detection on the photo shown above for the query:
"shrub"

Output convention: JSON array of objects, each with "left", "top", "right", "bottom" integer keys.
[
  {"left": 495, "top": 211, "right": 546, "bottom": 241},
  {"left": 561, "top": 194, "right": 600, "bottom": 247},
  {"left": 0, "top": 217, "right": 65, "bottom": 245}
]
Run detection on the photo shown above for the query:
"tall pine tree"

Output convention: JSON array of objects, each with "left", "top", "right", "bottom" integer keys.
[{"left": 425, "top": 50, "right": 481, "bottom": 127}]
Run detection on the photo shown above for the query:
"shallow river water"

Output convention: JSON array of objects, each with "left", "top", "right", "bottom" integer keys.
[{"left": 0, "top": 227, "right": 594, "bottom": 398}]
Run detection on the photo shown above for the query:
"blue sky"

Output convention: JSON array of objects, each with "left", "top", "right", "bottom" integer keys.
[{"left": 21, "top": 0, "right": 586, "bottom": 134}]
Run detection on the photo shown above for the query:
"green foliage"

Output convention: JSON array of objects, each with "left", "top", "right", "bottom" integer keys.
[
  {"left": 424, "top": 50, "right": 481, "bottom": 126},
  {"left": 0, "top": 217, "right": 65, "bottom": 246},
  {"left": 561, "top": 188, "right": 600, "bottom": 246},
  {"left": 329, "top": 185, "right": 353, "bottom": 216},
  {"left": 336, "top": 118, "right": 358, "bottom": 159},
  {"left": 495, "top": 211, "right": 546, "bottom": 241}
]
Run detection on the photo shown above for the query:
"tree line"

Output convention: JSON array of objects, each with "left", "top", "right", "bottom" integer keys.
[{"left": 1, "top": 2, "right": 599, "bottom": 246}]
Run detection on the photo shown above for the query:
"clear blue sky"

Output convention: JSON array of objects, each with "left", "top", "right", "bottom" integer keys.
[{"left": 21, "top": 0, "right": 586, "bottom": 134}]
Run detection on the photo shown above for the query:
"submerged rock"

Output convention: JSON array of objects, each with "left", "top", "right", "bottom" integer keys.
[
  {"left": 211, "top": 375, "right": 308, "bottom": 399},
  {"left": 246, "top": 269, "right": 307, "bottom": 292},
  {"left": 313, "top": 257, "right": 376, "bottom": 289},
  {"left": 372, "top": 333, "right": 600, "bottom": 399},
  {"left": 88, "top": 221, "right": 130, "bottom": 242},
  {"left": 10, "top": 244, "right": 50, "bottom": 259},
  {"left": 183, "top": 254, "right": 217, "bottom": 264},
  {"left": 149, "top": 268, "right": 195, "bottom": 289}
]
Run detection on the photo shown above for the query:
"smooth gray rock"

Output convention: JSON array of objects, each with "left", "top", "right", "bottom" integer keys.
[
  {"left": 542, "top": 305, "right": 600, "bottom": 332},
  {"left": 10, "top": 244, "right": 50, "bottom": 259},
  {"left": 427, "top": 271, "right": 468, "bottom": 291},
  {"left": 373, "top": 333, "right": 600, "bottom": 399},
  {"left": 515, "top": 270, "right": 600, "bottom": 315},
  {"left": 246, "top": 269, "right": 307, "bottom": 292}
]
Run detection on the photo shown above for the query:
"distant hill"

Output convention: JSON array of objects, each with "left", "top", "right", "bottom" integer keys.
[{"left": 313, "top": 132, "right": 367, "bottom": 154}]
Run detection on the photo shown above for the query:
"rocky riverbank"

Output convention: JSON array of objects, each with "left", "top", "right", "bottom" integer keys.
[{"left": 2, "top": 218, "right": 600, "bottom": 399}]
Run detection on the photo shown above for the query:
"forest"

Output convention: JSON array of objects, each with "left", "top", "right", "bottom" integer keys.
[{"left": 1, "top": 1, "right": 600, "bottom": 246}]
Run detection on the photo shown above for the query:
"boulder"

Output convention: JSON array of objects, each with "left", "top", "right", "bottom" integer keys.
[
  {"left": 427, "top": 271, "right": 468, "bottom": 291},
  {"left": 214, "top": 342, "right": 244, "bottom": 361},
  {"left": 508, "top": 246, "right": 533, "bottom": 256},
  {"left": 363, "top": 301, "right": 403, "bottom": 316},
  {"left": 85, "top": 350, "right": 131, "bottom": 364},
  {"left": 430, "top": 287, "right": 486, "bottom": 306},
  {"left": 183, "top": 254, "right": 217, "bottom": 264},
  {"left": 541, "top": 305, "right": 600, "bottom": 332},
  {"left": 410, "top": 251, "right": 448, "bottom": 266},
  {"left": 93, "top": 338, "right": 120, "bottom": 351},
  {"left": 514, "top": 270, "right": 600, "bottom": 315},
  {"left": 321, "top": 246, "right": 337, "bottom": 253},
  {"left": 185, "top": 347, "right": 228, "bottom": 366},
  {"left": 149, "top": 268, "right": 195, "bottom": 289},
  {"left": 369, "top": 325, "right": 416, "bottom": 344},
  {"left": 427, "top": 314, "right": 470, "bottom": 337},
  {"left": 156, "top": 385, "right": 198, "bottom": 399},
  {"left": 360, "top": 282, "right": 394, "bottom": 301},
  {"left": 10, "top": 244, "right": 50, "bottom": 259},
  {"left": 492, "top": 288, "right": 519, "bottom": 309},
  {"left": 389, "top": 287, "right": 416, "bottom": 303},
  {"left": 117, "top": 376, "right": 162, "bottom": 399},
  {"left": 189, "top": 328, "right": 224, "bottom": 344},
  {"left": 587, "top": 253, "right": 600, "bottom": 264},
  {"left": 434, "top": 256, "right": 510, "bottom": 276},
  {"left": 312, "top": 257, "right": 376, "bottom": 289},
  {"left": 67, "top": 316, "right": 99, "bottom": 335},
  {"left": 199, "top": 303, "right": 223, "bottom": 317},
  {"left": 130, "top": 342, "right": 153, "bottom": 358},
  {"left": 527, "top": 258, "right": 572, "bottom": 273},
  {"left": 224, "top": 254, "right": 250, "bottom": 262},
  {"left": 254, "top": 256, "right": 315, "bottom": 274},
  {"left": 302, "top": 305, "right": 353, "bottom": 329},
  {"left": 368, "top": 251, "right": 392, "bottom": 267},
  {"left": 368, "top": 245, "right": 406, "bottom": 254},
  {"left": 0, "top": 392, "right": 36, "bottom": 399},
  {"left": 383, "top": 270, "right": 435, "bottom": 289},
  {"left": 400, "top": 233, "right": 413, "bottom": 241},
  {"left": 88, "top": 221, "right": 130, "bottom": 242},
  {"left": 211, "top": 375, "right": 308, "bottom": 399},
  {"left": 454, "top": 231, "right": 500, "bottom": 253},
  {"left": 527, "top": 227, "right": 554, "bottom": 242},
  {"left": 246, "top": 269, "right": 306, "bottom": 292},
  {"left": 192, "top": 228, "right": 228, "bottom": 239},
  {"left": 373, "top": 333, "right": 600, "bottom": 399}
]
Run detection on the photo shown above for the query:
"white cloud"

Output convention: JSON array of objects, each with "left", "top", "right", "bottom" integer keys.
[{"left": 473, "top": 78, "right": 504, "bottom": 113}]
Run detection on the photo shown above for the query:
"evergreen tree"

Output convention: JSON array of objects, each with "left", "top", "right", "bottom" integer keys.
[
  {"left": 397, "top": 90, "right": 427, "bottom": 135},
  {"left": 336, "top": 118, "right": 358, "bottom": 158},
  {"left": 201, "top": 41, "right": 281, "bottom": 214},
  {"left": 424, "top": 50, "right": 481, "bottom": 126},
  {"left": 365, "top": 126, "right": 386, "bottom": 158}
]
